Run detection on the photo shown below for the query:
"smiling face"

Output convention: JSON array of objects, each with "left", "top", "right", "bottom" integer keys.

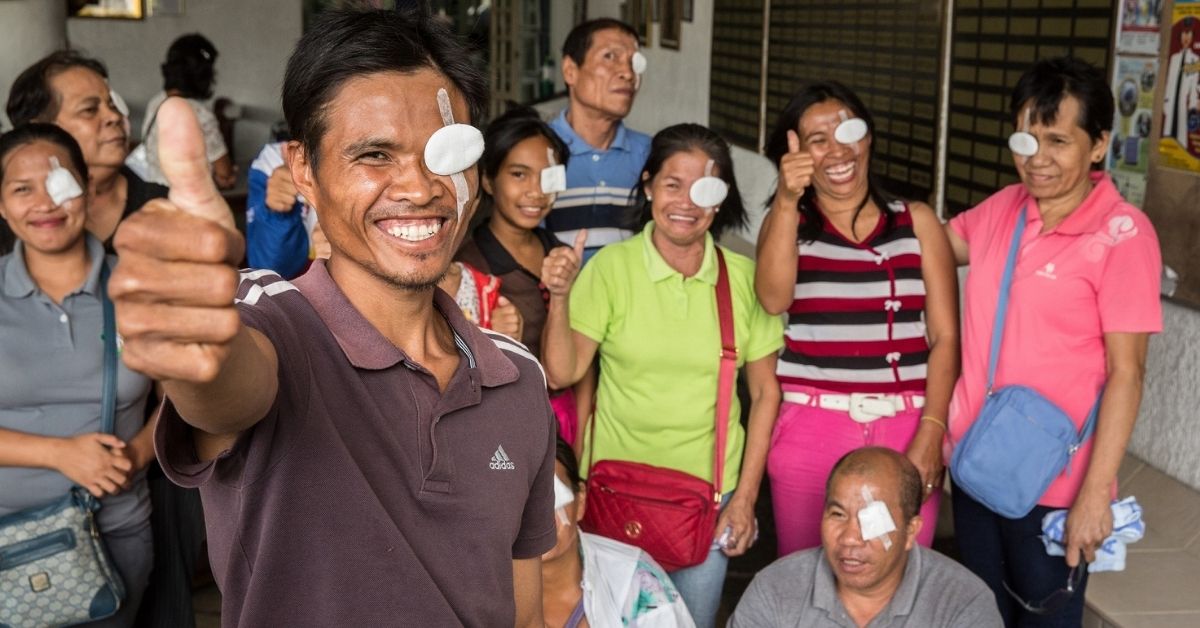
[
  {"left": 1012, "top": 95, "right": 1107, "bottom": 208},
  {"left": 563, "top": 27, "right": 640, "bottom": 120},
  {"left": 0, "top": 140, "right": 88, "bottom": 256},
  {"left": 644, "top": 148, "right": 719, "bottom": 248},
  {"left": 797, "top": 99, "right": 872, "bottom": 206},
  {"left": 288, "top": 69, "right": 477, "bottom": 292},
  {"left": 47, "top": 66, "right": 127, "bottom": 171},
  {"left": 821, "top": 471, "right": 918, "bottom": 597},
  {"left": 486, "top": 134, "right": 555, "bottom": 232}
]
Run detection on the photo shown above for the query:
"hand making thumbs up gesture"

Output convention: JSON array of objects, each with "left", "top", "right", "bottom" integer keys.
[
  {"left": 777, "top": 129, "right": 814, "bottom": 206},
  {"left": 541, "top": 229, "right": 587, "bottom": 298}
]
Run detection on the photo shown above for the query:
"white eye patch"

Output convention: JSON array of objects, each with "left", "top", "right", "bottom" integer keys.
[
  {"left": 424, "top": 88, "right": 484, "bottom": 220},
  {"left": 109, "top": 89, "right": 130, "bottom": 118},
  {"left": 46, "top": 157, "right": 84, "bottom": 207},
  {"left": 834, "top": 110, "right": 868, "bottom": 145},
  {"left": 1008, "top": 108, "right": 1039, "bottom": 157},
  {"left": 541, "top": 147, "right": 566, "bottom": 195},
  {"left": 858, "top": 485, "right": 896, "bottom": 550},
  {"left": 689, "top": 159, "right": 729, "bottom": 210},
  {"left": 632, "top": 51, "right": 648, "bottom": 75},
  {"left": 553, "top": 476, "right": 575, "bottom": 510}
]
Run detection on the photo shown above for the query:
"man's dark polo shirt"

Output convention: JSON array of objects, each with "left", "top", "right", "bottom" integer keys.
[{"left": 155, "top": 260, "right": 557, "bottom": 627}]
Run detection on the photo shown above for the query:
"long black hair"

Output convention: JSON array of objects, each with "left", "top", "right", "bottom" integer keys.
[
  {"left": 477, "top": 105, "right": 570, "bottom": 219},
  {"left": 630, "top": 123, "right": 747, "bottom": 239},
  {"left": 162, "top": 34, "right": 218, "bottom": 100},
  {"left": 764, "top": 81, "right": 897, "bottom": 243}
]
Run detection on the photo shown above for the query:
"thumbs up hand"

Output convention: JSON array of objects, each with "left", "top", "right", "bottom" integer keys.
[
  {"left": 541, "top": 229, "right": 587, "bottom": 298},
  {"left": 778, "top": 129, "right": 814, "bottom": 205},
  {"left": 109, "top": 97, "right": 245, "bottom": 383}
]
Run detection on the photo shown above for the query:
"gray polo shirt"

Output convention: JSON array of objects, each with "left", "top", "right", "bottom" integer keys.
[
  {"left": 157, "top": 261, "right": 557, "bottom": 627},
  {"left": 0, "top": 235, "right": 152, "bottom": 533},
  {"left": 729, "top": 545, "right": 1003, "bottom": 627}
]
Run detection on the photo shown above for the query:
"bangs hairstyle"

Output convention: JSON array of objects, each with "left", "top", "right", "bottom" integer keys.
[
  {"left": 281, "top": 9, "right": 487, "bottom": 172},
  {"left": 478, "top": 105, "right": 569, "bottom": 218},
  {"left": 162, "top": 33, "right": 218, "bottom": 100},
  {"left": 764, "top": 80, "right": 898, "bottom": 243},
  {"left": 0, "top": 123, "right": 89, "bottom": 186},
  {"left": 631, "top": 123, "right": 747, "bottom": 239},
  {"left": 1010, "top": 57, "right": 1114, "bottom": 144},
  {"left": 6, "top": 50, "right": 109, "bottom": 128},
  {"left": 562, "top": 18, "right": 639, "bottom": 67}
]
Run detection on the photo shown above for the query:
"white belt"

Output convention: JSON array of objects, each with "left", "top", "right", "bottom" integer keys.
[{"left": 782, "top": 391, "right": 925, "bottom": 423}]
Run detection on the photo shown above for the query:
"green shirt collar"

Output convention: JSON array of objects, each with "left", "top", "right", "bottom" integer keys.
[{"left": 639, "top": 222, "right": 718, "bottom": 286}]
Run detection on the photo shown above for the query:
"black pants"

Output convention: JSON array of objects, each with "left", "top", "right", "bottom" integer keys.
[{"left": 952, "top": 482, "right": 1089, "bottom": 627}]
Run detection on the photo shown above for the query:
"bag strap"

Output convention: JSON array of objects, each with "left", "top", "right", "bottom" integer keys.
[
  {"left": 100, "top": 261, "right": 117, "bottom": 437},
  {"left": 984, "top": 208, "right": 1027, "bottom": 393},
  {"left": 712, "top": 247, "right": 735, "bottom": 506}
]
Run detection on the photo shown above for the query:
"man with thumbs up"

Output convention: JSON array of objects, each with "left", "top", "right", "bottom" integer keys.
[{"left": 110, "top": 10, "right": 556, "bottom": 628}]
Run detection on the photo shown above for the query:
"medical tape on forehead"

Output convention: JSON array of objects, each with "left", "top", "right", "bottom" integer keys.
[
  {"left": 553, "top": 476, "right": 575, "bottom": 525},
  {"left": 541, "top": 147, "right": 567, "bottom": 195},
  {"left": 425, "top": 88, "right": 483, "bottom": 220},
  {"left": 689, "top": 158, "right": 729, "bottom": 211},
  {"left": 858, "top": 485, "right": 896, "bottom": 551},
  {"left": 46, "top": 157, "right": 84, "bottom": 207}
]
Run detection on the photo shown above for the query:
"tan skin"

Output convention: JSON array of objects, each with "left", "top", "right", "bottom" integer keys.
[
  {"left": 110, "top": 71, "right": 544, "bottom": 626},
  {"left": 542, "top": 148, "right": 782, "bottom": 556},
  {"left": 541, "top": 463, "right": 590, "bottom": 628},
  {"left": 946, "top": 95, "right": 1148, "bottom": 568},
  {"left": 561, "top": 28, "right": 640, "bottom": 150},
  {"left": 0, "top": 140, "right": 157, "bottom": 497},
  {"left": 755, "top": 99, "right": 960, "bottom": 500}
]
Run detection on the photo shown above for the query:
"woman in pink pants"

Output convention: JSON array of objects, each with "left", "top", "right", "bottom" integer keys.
[{"left": 755, "top": 81, "right": 960, "bottom": 555}]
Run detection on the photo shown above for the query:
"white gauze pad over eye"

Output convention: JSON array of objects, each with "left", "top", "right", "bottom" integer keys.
[
  {"left": 541, "top": 147, "right": 566, "bottom": 195},
  {"left": 632, "top": 51, "right": 647, "bottom": 90},
  {"left": 834, "top": 110, "right": 868, "bottom": 146},
  {"left": 109, "top": 89, "right": 130, "bottom": 118},
  {"left": 689, "top": 159, "right": 729, "bottom": 211},
  {"left": 1008, "top": 108, "right": 1038, "bottom": 157},
  {"left": 46, "top": 157, "right": 84, "bottom": 207},
  {"left": 425, "top": 88, "right": 484, "bottom": 220},
  {"left": 858, "top": 485, "right": 896, "bottom": 551},
  {"left": 553, "top": 476, "right": 576, "bottom": 525}
]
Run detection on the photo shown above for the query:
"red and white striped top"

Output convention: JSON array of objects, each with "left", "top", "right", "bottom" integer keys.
[{"left": 777, "top": 201, "right": 929, "bottom": 393}]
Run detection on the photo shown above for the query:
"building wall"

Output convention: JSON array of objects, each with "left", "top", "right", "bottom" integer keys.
[{"left": 0, "top": 0, "right": 67, "bottom": 129}]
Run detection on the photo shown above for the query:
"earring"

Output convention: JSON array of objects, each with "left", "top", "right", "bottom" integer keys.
[{"left": 646, "top": 194, "right": 653, "bottom": 201}]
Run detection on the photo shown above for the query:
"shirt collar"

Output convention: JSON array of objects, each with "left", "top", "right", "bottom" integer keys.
[
  {"left": 640, "top": 222, "right": 718, "bottom": 285},
  {"left": 2, "top": 234, "right": 106, "bottom": 299},
  {"left": 813, "top": 545, "right": 922, "bottom": 622},
  {"left": 1023, "top": 171, "right": 1118, "bottom": 236},
  {"left": 293, "top": 260, "right": 518, "bottom": 387},
  {"left": 552, "top": 108, "right": 633, "bottom": 156},
  {"left": 471, "top": 223, "right": 565, "bottom": 276}
]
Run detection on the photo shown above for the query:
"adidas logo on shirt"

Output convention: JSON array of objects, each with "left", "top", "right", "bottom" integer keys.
[{"left": 489, "top": 445, "right": 516, "bottom": 470}]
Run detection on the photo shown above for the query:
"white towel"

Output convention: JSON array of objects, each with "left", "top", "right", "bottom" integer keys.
[{"left": 1040, "top": 496, "right": 1144, "bottom": 573}]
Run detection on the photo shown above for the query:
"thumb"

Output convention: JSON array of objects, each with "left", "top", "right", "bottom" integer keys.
[
  {"left": 157, "top": 97, "right": 236, "bottom": 231},
  {"left": 786, "top": 129, "right": 801, "bottom": 154},
  {"left": 95, "top": 434, "right": 126, "bottom": 449},
  {"left": 573, "top": 229, "right": 588, "bottom": 258},
  {"left": 497, "top": 295, "right": 512, "bottom": 307}
]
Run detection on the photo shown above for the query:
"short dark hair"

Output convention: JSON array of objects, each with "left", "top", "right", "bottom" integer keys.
[
  {"left": 1010, "top": 57, "right": 1113, "bottom": 144},
  {"left": 554, "top": 436, "right": 582, "bottom": 491},
  {"left": 562, "top": 18, "right": 639, "bottom": 67},
  {"left": 6, "top": 50, "right": 109, "bottom": 127},
  {"left": 478, "top": 105, "right": 569, "bottom": 217},
  {"left": 764, "top": 80, "right": 898, "bottom": 243},
  {"left": 826, "top": 447, "right": 923, "bottom": 522},
  {"left": 0, "top": 123, "right": 89, "bottom": 192},
  {"left": 282, "top": 9, "right": 487, "bottom": 172},
  {"left": 161, "top": 33, "right": 218, "bottom": 100},
  {"left": 631, "top": 123, "right": 748, "bottom": 239}
]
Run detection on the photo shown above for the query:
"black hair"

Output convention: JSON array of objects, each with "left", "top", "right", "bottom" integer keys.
[
  {"left": 826, "top": 447, "right": 922, "bottom": 522},
  {"left": 478, "top": 105, "right": 570, "bottom": 218},
  {"left": 0, "top": 123, "right": 89, "bottom": 190},
  {"left": 561, "top": 18, "right": 640, "bottom": 67},
  {"left": 631, "top": 123, "right": 747, "bottom": 239},
  {"left": 1010, "top": 57, "right": 1114, "bottom": 147},
  {"left": 764, "top": 81, "right": 898, "bottom": 243},
  {"left": 554, "top": 437, "right": 582, "bottom": 491},
  {"left": 282, "top": 9, "right": 487, "bottom": 172},
  {"left": 161, "top": 33, "right": 218, "bottom": 100},
  {"left": 6, "top": 50, "right": 109, "bottom": 128}
]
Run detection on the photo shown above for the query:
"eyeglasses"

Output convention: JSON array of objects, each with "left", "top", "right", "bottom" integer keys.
[{"left": 1002, "top": 564, "right": 1085, "bottom": 615}]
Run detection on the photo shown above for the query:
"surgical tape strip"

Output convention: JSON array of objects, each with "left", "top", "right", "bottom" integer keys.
[
  {"left": 425, "top": 88, "right": 484, "bottom": 220},
  {"left": 1009, "top": 108, "right": 1038, "bottom": 157},
  {"left": 541, "top": 147, "right": 566, "bottom": 195},
  {"left": 834, "top": 110, "right": 868, "bottom": 149},
  {"left": 858, "top": 485, "right": 896, "bottom": 551},
  {"left": 689, "top": 159, "right": 729, "bottom": 210},
  {"left": 46, "top": 157, "right": 84, "bottom": 207}
]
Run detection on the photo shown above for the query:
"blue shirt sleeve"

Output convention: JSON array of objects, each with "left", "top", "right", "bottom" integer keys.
[{"left": 245, "top": 165, "right": 309, "bottom": 279}]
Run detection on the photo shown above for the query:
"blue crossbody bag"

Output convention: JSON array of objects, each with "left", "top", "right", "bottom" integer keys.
[{"left": 949, "top": 209, "right": 1103, "bottom": 519}]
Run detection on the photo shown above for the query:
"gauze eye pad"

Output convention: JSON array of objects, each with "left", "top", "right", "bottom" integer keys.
[
  {"left": 689, "top": 159, "right": 728, "bottom": 210},
  {"left": 553, "top": 476, "right": 575, "bottom": 510},
  {"left": 834, "top": 110, "right": 868, "bottom": 145},
  {"left": 632, "top": 51, "right": 648, "bottom": 75},
  {"left": 46, "top": 157, "right": 84, "bottom": 207},
  {"left": 541, "top": 147, "right": 566, "bottom": 195},
  {"left": 425, "top": 88, "right": 484, "bottom": 220},
  {"left": 109, "top": 89, "right": 130, "bottom": 118},
  {"left": 1008, "top": 108, "right": 1038, "bottom": 157},
  {"left": 858, "top": 485, "right": 896, "bottom": 550}
]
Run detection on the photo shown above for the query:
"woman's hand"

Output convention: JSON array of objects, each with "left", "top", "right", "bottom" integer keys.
[
  {"left": 904, "top": 421, "right": 945, "bottom": 503},
  {"left": 1064, "top": 485, "right": 1113, "bottom": 568},
  {"left": 491, "top": 296, "right": 524, "bottom": 340},
  {"left": 541, "top": 230, "right": 587, "bottom": 297},
  {"left": 54, "top": 433, "right": 133, "bottom": 498},
  {"left": 714, "top": 495, "right": 758, "bottom": 557},
  {"left": 777, "top": 130, "right": 814, "bottom": 204}
]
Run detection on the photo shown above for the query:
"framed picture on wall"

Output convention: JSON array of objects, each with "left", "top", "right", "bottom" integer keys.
[
  {"left": 68, "top": 0, "right": 144, "bottom": 19},
  {"left": 624, "top": 0, "right": 651, "bottom": 46},
  {"left": 660, "top": 0, "right": 682, "bottom": 49},
  {"left": 682, "top": 0, "right": 693, "bottom": 23}
]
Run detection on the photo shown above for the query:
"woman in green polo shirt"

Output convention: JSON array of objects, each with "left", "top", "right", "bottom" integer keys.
[{"left": 541, "top": 123, "right": 783, "bottom": 628}]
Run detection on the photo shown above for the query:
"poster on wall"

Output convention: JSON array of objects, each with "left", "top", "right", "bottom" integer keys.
[
  {"left": 1111, "top": 56, "right": 1159, "bottom": 206},
  {"left": 1159, "top": 1, "right": 1200, "bottom": 173},
  {"left": 1117, "top": 0, "right": 1163, "bottom": 55}
]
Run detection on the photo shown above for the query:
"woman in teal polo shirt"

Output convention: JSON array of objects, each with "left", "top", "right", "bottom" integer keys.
[{"left": 542, "top": 123, "right": 783, "bottom": 628}]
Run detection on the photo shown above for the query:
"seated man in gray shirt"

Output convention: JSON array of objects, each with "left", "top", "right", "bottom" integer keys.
[{"left": 730, "top": 447, "right": 1001, "bottom": 627}]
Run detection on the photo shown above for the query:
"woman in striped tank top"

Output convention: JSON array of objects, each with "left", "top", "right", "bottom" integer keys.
[{"left": 755, "top": 82, "right": 960, "bottom": 555}]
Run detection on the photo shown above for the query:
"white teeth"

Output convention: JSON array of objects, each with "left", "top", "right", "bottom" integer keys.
[
  {"left": 386, "top": 221, "right": 441, "bottom": 241},
  {"left": 826, "top": 162, "right": 856, "bottom": 183},
  {"left": 668, "top": 213, "right": 697, "bottom": 222}
]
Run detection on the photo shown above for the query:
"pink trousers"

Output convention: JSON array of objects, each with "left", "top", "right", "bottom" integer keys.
[{"left": 767, "top": 386, "right": 940, "bottom": 556}]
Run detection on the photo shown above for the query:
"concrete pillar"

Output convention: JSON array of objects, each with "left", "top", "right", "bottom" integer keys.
[{"left": 0, "top": 0, "right": 67, "bottom": 128}]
